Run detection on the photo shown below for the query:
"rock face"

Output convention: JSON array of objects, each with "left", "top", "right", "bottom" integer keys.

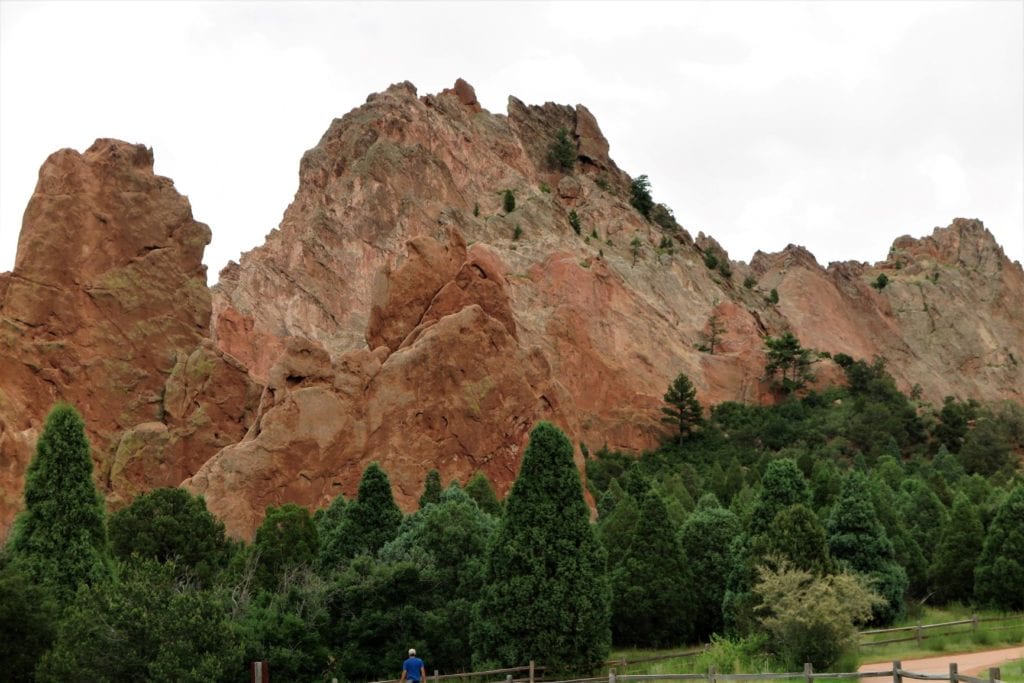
[
  {"left": 3, "top": 82, "right": 1023, "bottom": 539},
  {"left": 0, "top": 140, "right": 258, "bottom": 533}
]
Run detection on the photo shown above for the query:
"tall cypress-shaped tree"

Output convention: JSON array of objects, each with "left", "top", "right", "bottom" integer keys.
[
  {"left": 419, "top": 469, "right": 443, "bottom": 509},
  {"left": 8, "top": 404, "right": 110, "bottom": 602},
  {"left": 611, "top": 493, "right": 691, "bottom": 647},
  {"left": 930, "top": 493, "right": 983, "bottom": 604},
  {"left": 466, "top": 471, "right": 503, "bottom": 516},
  {"left": 319, "top": 462, "right": 402, "bottom": 568},
  {"left": 974, "top": 484, "right": 1024, "bottom": 610},
  {"left": 473, "top": 422, "right": 611, "bottom": 673},
  {"left": 679, "top": 502, "right": 740, "bottom": 640},
  {"left": 661, "top": 372, "right": 702, "bottom": 445},
  {"left": 827, "top": 472, "right": 907, "bottom": 623}
]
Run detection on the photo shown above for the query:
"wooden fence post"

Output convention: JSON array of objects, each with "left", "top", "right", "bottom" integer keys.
[
  {"left": 709, "top": 664, "right": 717, "bottom": 683},
  {"left": 435, "top": 670, "right": 439, "bottom": 683},
  {"left": 972, "top": 614, "right": 979, "bottom": 631},
  {"left": 949, "top": 662, "right": 958, "bottom": 683},
  {"left": 988, "top": 667, "right": 1000, "bottom": 683},
  {"left": 506, "top": 676, "right": 512, "bottom": 683},
  {"left": 609, "top": 669, "right": 616, "bottom": 683},
  {"left": 251, "top": 660, "right": 269, "bottom": 683},
  {"left": 804, "top": 662, "right": 813, "bottom": 683},
  {"left": 529, "top": 660, "right": 535, "bottom": 683},
  {"left": 893, "top": 660, "right": 902, "bottom": 683},
  {"left": 916, "top": 623, "right": 923, "bottom": 644}
]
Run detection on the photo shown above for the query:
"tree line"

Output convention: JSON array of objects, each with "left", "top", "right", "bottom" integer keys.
[{"left": 2, "top": 343, "right": 1023, "bottom": 681}]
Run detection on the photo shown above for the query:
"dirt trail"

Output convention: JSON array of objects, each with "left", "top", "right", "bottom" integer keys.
[{"left": 859, "top": 646, "right": 1024, "bottom": 681}]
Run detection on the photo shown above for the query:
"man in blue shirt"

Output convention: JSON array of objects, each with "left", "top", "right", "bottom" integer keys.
[{"left": 400, "top": 648, "right": 425, "bottom": 683}]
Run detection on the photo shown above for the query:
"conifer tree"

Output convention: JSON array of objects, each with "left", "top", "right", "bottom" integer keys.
[
  {"left": 319, "top": 462, "right": 403, "bottom": 568},
  {"left": 930, "top": 493, "right": 983, "bottom": 604},
  {"left": 750, "top": 458, "right": 809, "bottom": 536},
  {"left": 661, "top": 372, "right": 702, "bottom": 445},
  {"left": 611, "top": 493, "right": 691, "bottom": 647},
  {"left": 679, "top": 502, "right": 741, "bottom": 639},
  {"left": 827, "top": 472, "right": 907, "bottom": 623},
  {"left": 253, "top": 503, "right": 319, "bottom": 591},
  {"left": 473, "top": 422, "right": 611, "bottom": 673},
  {"left": 761, "top": 504, "right": 833, "bottom": 574},
  {"left": 465, "top": 471, "right": 503, "bottom": 516},
  {"left": 598, "top": 488, "right": 640, "bottom": 570},
  {"left": 974, "top": 484, "right": 1024, "bottom": 610},
  {"left": 419, "top": 469, "right": 443, "bottom": 509},
  {"left": 7, "top": 403, "right": 110, "bottom": 602}
]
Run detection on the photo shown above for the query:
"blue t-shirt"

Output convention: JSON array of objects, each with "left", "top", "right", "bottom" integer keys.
[{"left": 403, "top": 657, "right": 425, "bottom": 681}]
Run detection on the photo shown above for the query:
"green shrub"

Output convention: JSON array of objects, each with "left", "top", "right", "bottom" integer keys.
[
  {"left": 719, "top": 260, "right": 732, "bottom": 278},
  {"left": 743, "top": 275, "right": 756, "bottom": 289},
  {"left": 871, "top": 273, "right": 889, "bottom": 290},
  {"left": 630, "top": 175, "right": 654, "bottom": 219},
  {"left": 473, "top": 202, "right": 479, "bottom": 217},
  {"left": 539, "top": 181, "right": 551, "bottom": 193},
  {"left": 704, "top": 252, "right": 719, "bottom": 270},
  {"left": 569, "top": 209, "right": 581, "bottom": 235},
  {"left": 513, "top": 224, "right": 523, "bottom": 241},
  {"left": 768, "top": 288, "right": 779, "bottom": 304},
  {"left": 503, "top": 189, "right": 515, "bottom": 213},
  {"left": 548, "top": 127, "right": 576, "bottom": 171}
]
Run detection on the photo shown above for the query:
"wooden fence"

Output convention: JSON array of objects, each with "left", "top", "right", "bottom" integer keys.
[{"left": 859, "top": 614, "right": 1024, "bottom": 647}]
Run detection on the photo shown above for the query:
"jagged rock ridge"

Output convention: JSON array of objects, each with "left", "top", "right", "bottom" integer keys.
[{"left": 1, "top": 81, "right": 1021, "bottom": 538}]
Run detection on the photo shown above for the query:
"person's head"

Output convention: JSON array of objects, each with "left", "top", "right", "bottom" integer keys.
[{"left": 408, "top": 648, "right": 416, "bottom": 657}]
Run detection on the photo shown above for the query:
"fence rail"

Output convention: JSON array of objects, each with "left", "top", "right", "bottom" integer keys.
[{"left": 859, "top": 614, "right": 1023, "bottom": 647}]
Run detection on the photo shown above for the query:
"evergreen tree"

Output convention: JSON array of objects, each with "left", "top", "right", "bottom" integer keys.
[
  {"left": 764, "top": 332, "right": 816, "bottom": 394},
  {"left": 473, "top": 422, "right": 611, "bottom": 673},
  {"left": 761, "top": 504, "right": 833, "bottom": 574},
  {"left": 630, "top": 175, "right": 654, "bottom": 218},
  {"left": 898, "top": 478, "right": 947, "bottom": 572},
  {"left": 548, "top": 127, "right": 576, "bottom": 171},
  {"left": 419, "top": 469, "right": 443, "bottom": 509},
  {"left": 503, "top": 189, "right": 516, "bottom": 213},
  {"left": 661, "top": 372, "right": 703, "bottom": 445},
  {"left": 0, "top": 551, "right": 57, "bottom": 683},
  {"left": 465, "top": 471, "right": 503, "bottom": 516},
  {"left": 319, "top": 462, "right": 403, "bottom": 568},
  {"left": 253, "top": 503, "right": 319, "bottom": 591},
  {"left": 679, "top": 504, "right": 741, "bottom": 639},
  {"left": 611, "top": 493, "right": 691, "bottom": 647},
  {"left": 827, "top": 472, "right": 907, "bottom": 623},
  {"left": 7, "top": 403, "right": 110, "bottom": 602},
  {"left": 109, "top": 487, "right": 228, "bottom": 586},
  {"left": 930, "top": 493, "right": 983, "bottom": 604},
  {"left": 974, "top": 484, "right": 1024, "bottom": 610},
  {"left": 598, "top": 489, "right": 640, "bottom": 570},
  {"left": 958, "top": 418, "right": 1012, "bottom": 475},
  {"left": 750, "top": 458, "right": 809, "bottom": 536}
]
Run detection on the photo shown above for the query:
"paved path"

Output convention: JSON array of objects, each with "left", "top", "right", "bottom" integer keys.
[{"left": 859, "top": 646, "right": 1024, "bottom": 681}]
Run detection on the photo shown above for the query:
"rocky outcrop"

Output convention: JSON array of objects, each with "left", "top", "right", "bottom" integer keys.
[
  {"left": 3, "top": 82, "right": 1022, "bottom": 539},
  {"left": 0, "top": 140, "right": 258, "bottom": 531}
]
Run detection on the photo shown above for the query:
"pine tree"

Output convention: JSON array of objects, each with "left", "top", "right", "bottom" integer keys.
[
  {"left": 472, "top": 422, "right": 611, "bottom": 673},
  {"left": 465, "top": 471, "right": 503, "bottom": 516},
  {"left": 419, "top": 469, "right": 443, "bottom": 509},
  {"left": 548, "top": 127, "right": 576, "bottom": 171},
  {"left": 679, "top": 503, "right": 741, "bottom": 639},
  {"left": 974, "top": 484, "right": 1024, "bottom": 610},
  {"left": 750, "top": 458, "right": 808, "bottom": 536},
  {"left": 319, "top": 462, "right": 403, "bottom": 569},
  {"left": 764, "top": 332, "right": 816, "bottom": 393},
  {"left": 827, "top": 472, "right": 907, "bottom": 623},
  {"left": 611, "top": 493, "right": 691, "bottom": 647},
  {"left": 930, "top": 493, "right": 983, "bottom": 604},
  {"left": 629, "top": 175, "right": 654, "bottom": 219},
  {"left": 761, "top": 504, "right": 833, "bottom": 574},
  {"left": 7, "top": 403, "right": 110, "bottom": 602},
  {"left": 503, "top": 189, "right": 516, "bottom": 213},
  {"left": 253, "top": 503, "right": 319, "bottom": 591},
  {"left": 661, "top": 372, "right": 703, "bottom": 445}
]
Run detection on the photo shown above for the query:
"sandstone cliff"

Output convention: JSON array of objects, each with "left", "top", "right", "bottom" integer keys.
[{"left": 2, "top": 81, "right": 1021, "bottom": 538}]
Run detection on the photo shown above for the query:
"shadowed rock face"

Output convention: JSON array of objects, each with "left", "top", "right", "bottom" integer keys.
[{"left": 3, "top": 82, "right": 1023, "bottom": 538}]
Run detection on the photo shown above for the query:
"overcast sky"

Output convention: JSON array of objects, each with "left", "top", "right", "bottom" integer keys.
[{"left": 1, "top": 1, "right": 1021, "bottom": 282}]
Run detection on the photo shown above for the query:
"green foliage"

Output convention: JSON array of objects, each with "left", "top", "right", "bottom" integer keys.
[
  {"left": 548, "top": 127, "right": 576, "bottom": 171},
  {"left": 0, "top": 552, "right": 57, "bottom": 682},
  {"left": 630, "top": 236, "right": 643, "bottom": 265},
  {"left": 465, "top": 471, "right": 503, "bottom": 516},
  {"left": 958, "top": 417, "right": 1012, "bottom": 475},
  {"left": 37, "top": 559, "right": 240, "bottom": 682},
  {"left": 109, "top": 487, "right": 228, "bottom": 586},
  {"left": 935, "top": 396, "right": 979, "bottom": 452},
  {"left": 473, "top": 201, "right": 480, "bottom": 217},
  {"left": 768, "top": 288, "right": 779, "bottom": 304},
  {"left": 630, "top": 175, "right": 654, "bottom": 219},
  {"left": 651, "top": 203, "right": 678, "bottom": 232},
  {"left": 253, "top": 503, "right": 319, "bottom": 592},
  {"left": 612, "top": 493, "right": 691, "bottom": 647},
  {"left": 827, "top": 472, "right": 907, "bottom": 624},
  {"left": 234, "top": 567, "right": 333, "bottom": 682},
  {"left": 750, "top": 459, "right": 809, "bottom": 536},
  {"left": 569, "top": 209, "right": 581, "bottom": 235},
  {"left": 754, "top": 564, "right": 881, "bottom": 669},
  {"left": 540, "top": 181, "right": 551, "bottom": 193},
  {"left": 974, "top": 484, "right": 1024, "bottom": 610},
  {"left": 7, "top": 403, "right": 111, "bottom": 603},
  {"left": 419, "top": 469, "right": 443, "bottom": 509},
  {"left": 319, "top": 462, "right": 403, "bottom": 568},
  {"left": 704, "top": 251, "right": 719, "bottom": 270},
  {"left": 598, "top": 487, "right": 640, "bottom": 568},
  {"left": 503, "top": 189, "right": 515, "bottom": 213},
  {"left": 871, "top": 273, "right": 890, "bottom": 290},
  {"left": 929, "top": 494, "right": 983, "bottom": 604},
  {"left": 761, "top": 504, "right": 833, "bottom": 574},
  {"left": 473, "top": 422, "right": 611, "bottom": 673},
  {"left": 661, "top": 372, "right": 703, "bottom": 445},
  {"left": 764, "top": 332, "right": 816, "bottom": 394},
  {"left": 743, "top": 275, "right": 756, "bottom": 289},
  {"left": 381, "top": 486, "right": 497, "bottom": 670},
  {"left": 513, "top": 223, "right": 523, "bottom": 240},
  {"left": 679, "top": 505, "right": 741, "bottom": 639},
  {"left": 718, "top": 259, "right": 733, "bottom": 278}
]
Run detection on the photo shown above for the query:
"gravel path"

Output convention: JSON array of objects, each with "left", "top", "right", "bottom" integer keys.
[{"left": 859, "top": 645, "right": 1024, "bottom": 681}]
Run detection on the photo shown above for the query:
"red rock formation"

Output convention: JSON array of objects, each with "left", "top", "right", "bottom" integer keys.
[{"left": 3, "top": 82, "right": 1023, "bottom": 539}]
